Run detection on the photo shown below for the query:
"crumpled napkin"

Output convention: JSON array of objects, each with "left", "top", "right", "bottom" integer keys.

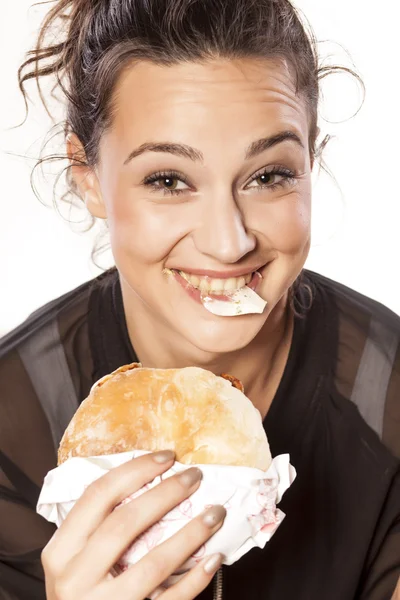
[{"left": 37, "top": 450, "right": 296, "bottom": 590}]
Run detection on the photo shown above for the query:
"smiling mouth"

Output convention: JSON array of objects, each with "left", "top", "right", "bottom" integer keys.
[
  {"left": 164, "top": 268, "right": 260, "bottom": 296},
  {"left": 180, "top": 270, "right": 253, "bottom": 295}
]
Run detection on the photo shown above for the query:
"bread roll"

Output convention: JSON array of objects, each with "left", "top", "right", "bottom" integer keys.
[{"left": 58, "top": 364, "right": 271, "bottom": 470}]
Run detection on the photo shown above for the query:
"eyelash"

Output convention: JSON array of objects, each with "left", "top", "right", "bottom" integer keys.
[{"left": 142, "top": 167, "right": 297, "bottom": 196}]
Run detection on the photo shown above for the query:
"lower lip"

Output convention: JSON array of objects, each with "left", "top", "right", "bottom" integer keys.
[{"left": 172, "top": 270, "right": 263, "bottom": 305}]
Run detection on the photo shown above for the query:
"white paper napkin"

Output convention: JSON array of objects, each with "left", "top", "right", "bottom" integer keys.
[{"left": 37, "top": 450, "right": 296, "bottom": 590}]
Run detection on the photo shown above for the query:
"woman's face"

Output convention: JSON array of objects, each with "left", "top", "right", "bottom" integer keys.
[{"left": 88, "top": 57, "right": 313, "bottom": 354}]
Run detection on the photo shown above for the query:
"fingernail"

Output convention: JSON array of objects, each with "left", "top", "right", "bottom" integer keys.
[
  {"left": 150, "top": 586, "right": 166, "bottom": 599},
  {"left": 201, "top": 505, "right": 226, "bottom": 528},
  {"left": 152, "top": 450, "right": 175, "bottom": 464},
  {"left": 178, "top": 467, "right": 202, "bottom": 488},
  {"left": 203, "top": 553, "right": 224, "bottom": 575}
]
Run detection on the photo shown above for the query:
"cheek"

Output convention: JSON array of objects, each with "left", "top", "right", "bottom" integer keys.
[
  {"left": 254, "top": 190, "right": 311, "bottom": 255},
  {"left": 106, "top": 190, "right": 188, "bottom": 266}
]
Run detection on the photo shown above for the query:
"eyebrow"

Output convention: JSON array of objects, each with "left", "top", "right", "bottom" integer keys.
[{"left": 123, "top": 130, "right": 304, "bottom": 165}]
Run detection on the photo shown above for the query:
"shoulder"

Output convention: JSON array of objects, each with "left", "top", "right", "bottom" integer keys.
[
  {"left": 0, "top": 268, "right": 120, "bottom": 362},
  {"left": 305, "top": 269, "right": 400, "bottom": 333},
  {"left": 1, "top": 277, "right": 92, "bottom": 361},
  {"left": 0, "top": 270, "right": 118, "bottom": 501},
  {"left": 304, "top": 269, "right": 400, "bottom": 459},
  {"left": 0, "top": 274, "right": 102, "bottom": 459}
]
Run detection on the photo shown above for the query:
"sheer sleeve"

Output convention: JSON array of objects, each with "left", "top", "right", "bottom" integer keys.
[
  {"left": 357, "top": 470, "right": 400, "bottom": 599},
  {"left": 311, "top": 272, "right": 400, "bottom": 597},
  {"left": 0, "top": 282, "right": 93, "bottom": 599},
  {"left": 0, "top": 347, "right": 59, "bottom": 599},
  {"left": 331, "top": 277, "right": 400, "bottom": 461},
  {"left": 384, "top": 342, "right": 400, "bottom": 460},
  {"left": 0, "top": 466, "right": 55, "bottom": 600}
]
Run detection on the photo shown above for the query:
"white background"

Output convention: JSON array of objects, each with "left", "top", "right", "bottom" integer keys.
[{"left": 1, "top": 1, "right": 399, "bottom": 336}]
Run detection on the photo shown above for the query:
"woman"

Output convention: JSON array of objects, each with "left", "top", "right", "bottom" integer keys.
[{"left": 0, "top": 0, "right": 399, "bottom": 598}]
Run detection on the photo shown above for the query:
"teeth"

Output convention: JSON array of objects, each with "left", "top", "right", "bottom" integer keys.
[
  {"left": 199, "top": 279, "right": 209, "bottom": 294},
  {"left": 189, "top": 275, "right": 200, "bottom": 287},
  {"left": 212, "top": 278, "right": 224, "bottom": 291},
  {"left": 223, "top": 277, "right": 238, "bottom": 292},
  {"left": 178, "top": 270, "right": 253, "bottom": 294}
]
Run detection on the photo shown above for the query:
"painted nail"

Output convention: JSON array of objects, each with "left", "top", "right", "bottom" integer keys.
[
  {"left": 203, "top": 553, "right": 224, "bottom": 575},
  {"left": 152, "top": 450, "right": 176, "bottom": 464},
  {"left": 178, "top": 467, "right": 203, "bottom": 488},
  {"left": 201, "top": 505, "right": 226, "bottom": 528},
  {"left": 150, "top": 586, "right": 167, "bottom": 599}
]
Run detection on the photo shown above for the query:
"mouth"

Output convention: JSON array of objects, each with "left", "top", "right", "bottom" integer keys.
[
  {"left": 164, "top": 267, "right": 264, "bottom": 304},
  {"left": 178, "top": 269, "right": 256, "bottom": 295}
]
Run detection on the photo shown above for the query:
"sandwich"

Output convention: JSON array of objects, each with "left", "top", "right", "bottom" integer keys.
[{"left": 58, "top": 363, "right": 271, "bottom": 470}]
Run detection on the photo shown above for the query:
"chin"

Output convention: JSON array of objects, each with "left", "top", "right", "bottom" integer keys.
[{"left": 179, "top": 315, "right": 268, "bottom": 355}]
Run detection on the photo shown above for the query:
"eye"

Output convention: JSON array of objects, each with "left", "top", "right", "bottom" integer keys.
[
  {"left": 143, "top": 170, "right": 190, "bottom": 196},
  {"left": 142, "top": 166, "right": 298, "bottom": 197},
  {"left": 246, "top": 167, "right": 297, "bottom": 192}
]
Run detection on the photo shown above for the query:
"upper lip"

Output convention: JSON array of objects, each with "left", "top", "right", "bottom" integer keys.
[{"left": 170, "top": 265, "right": 266, "bottom": 279}]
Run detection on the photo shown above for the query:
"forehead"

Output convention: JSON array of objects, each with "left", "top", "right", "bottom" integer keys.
[{"left": 105, "top": 57, "right": 310, "bottom": 154}]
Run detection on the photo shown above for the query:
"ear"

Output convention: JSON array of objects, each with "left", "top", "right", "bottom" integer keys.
[{"left": 66, "top": 133, "right": 107, "bottom": 219}]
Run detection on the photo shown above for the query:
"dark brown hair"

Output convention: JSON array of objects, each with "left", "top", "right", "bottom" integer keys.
[{"left": 18, "top": 0, "right": 362, "bottom": 313}]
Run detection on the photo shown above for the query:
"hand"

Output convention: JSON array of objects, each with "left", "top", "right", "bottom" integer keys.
[{"left": 41, "top": 450, "right": 226, "bottom": 600}]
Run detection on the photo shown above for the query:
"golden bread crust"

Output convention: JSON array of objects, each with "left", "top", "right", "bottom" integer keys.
[{"left": 58, "top": 365, "right": 271, "bottom": 470}]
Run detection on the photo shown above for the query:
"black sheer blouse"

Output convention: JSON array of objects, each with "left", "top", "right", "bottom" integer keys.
[{"left": 0, "top": 269, "right": 399, "bottom": 599}]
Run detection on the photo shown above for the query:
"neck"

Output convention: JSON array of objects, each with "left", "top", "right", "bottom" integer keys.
[{"left": 120, "top": 281, "right": 294, "bottom": 419}]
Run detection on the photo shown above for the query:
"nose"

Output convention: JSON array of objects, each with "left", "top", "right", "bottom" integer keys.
[{"left": 193, "top": 193, "right": 256, "bottom": 263}]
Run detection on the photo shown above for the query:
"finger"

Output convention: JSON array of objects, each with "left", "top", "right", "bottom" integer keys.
[
  {"left": 147, "top": 585, "right": 167, "bottom": 600},
  {"left": 65, "top": 467, "right": 203, "bottom": 587},
  {"left": 107, "top": 504, "right": 226, "bottom": 600},
  {"left": 154, "top": 553, "right": 224, "bottom": 600},
  {"left": 43, "top": 451, "right": 175, "bottom": 570}
]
